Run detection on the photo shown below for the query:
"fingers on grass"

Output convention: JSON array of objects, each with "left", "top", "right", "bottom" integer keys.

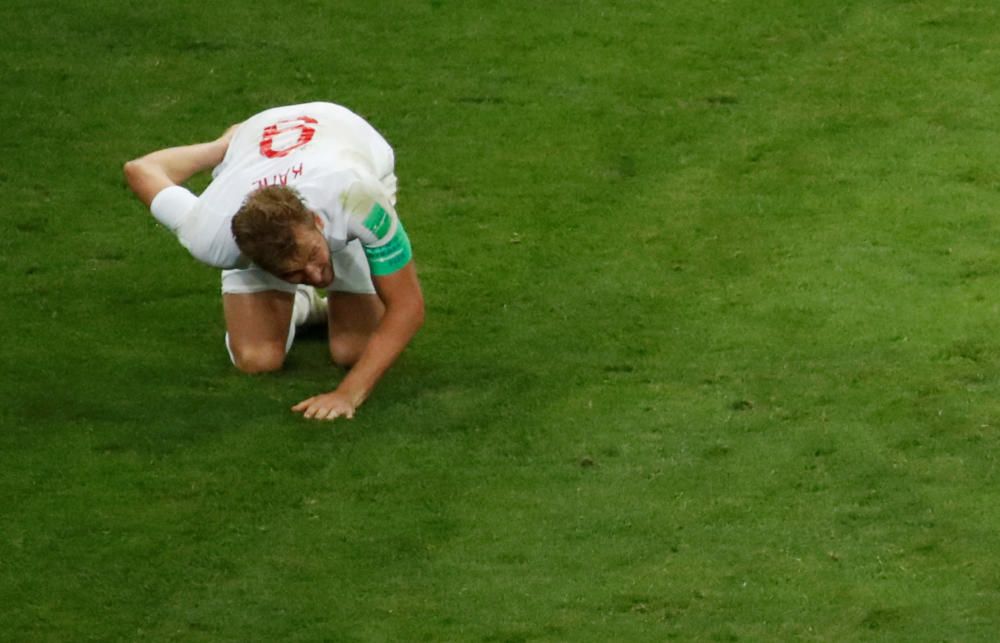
[{"left": 292, "top": 400, "right": 353, "bottom": 421}]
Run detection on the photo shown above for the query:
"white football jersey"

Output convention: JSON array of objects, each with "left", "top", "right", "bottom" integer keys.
[{"left": 150, "top": 102, "right": 410, "bottom": 276}]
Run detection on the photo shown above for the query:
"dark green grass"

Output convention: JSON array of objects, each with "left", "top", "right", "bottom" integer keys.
[{"left": 4, "top": 0, "right": 1000, "bottom": 639}]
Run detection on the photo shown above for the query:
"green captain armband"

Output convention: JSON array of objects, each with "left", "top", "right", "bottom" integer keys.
[{"left": 362, "top": 203, "right": 413, "bottom": 276}]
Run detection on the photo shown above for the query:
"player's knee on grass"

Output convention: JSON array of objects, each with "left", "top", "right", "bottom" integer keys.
[
  {"left": 328, "top": 334, "right": 368, "bottom": 368},
  {"left": 230, "top": 341, "right": 287, "bottom": 374}
]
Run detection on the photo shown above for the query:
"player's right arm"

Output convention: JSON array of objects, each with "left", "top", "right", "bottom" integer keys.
[
  {"left": 123, "top": 124, "right": 239, "bottom": 206},
  {"left": 124, "top": 124, "right": 248, "bottom": 269}
]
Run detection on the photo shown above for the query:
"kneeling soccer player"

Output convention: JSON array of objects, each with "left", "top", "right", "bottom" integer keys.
[{"left": 124, "top": 102, "right": 424, "bottom": 421}]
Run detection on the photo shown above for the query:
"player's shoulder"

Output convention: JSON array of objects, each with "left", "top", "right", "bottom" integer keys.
[{"left": 340, "top": 168, "right": 392, "bottom": 210}]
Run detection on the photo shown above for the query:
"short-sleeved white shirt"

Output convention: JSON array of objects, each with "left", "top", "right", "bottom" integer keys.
[{"left": 150, "top": 102, "right": 410, "bottom": 278}]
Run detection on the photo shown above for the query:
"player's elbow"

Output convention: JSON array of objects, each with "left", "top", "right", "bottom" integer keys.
[
  {"left": 404, "top": 290, "right": 425, "bottom": 334},
  {"left": 123, "top": 158, "right": 153, "bottom": 200},
  {"left": 123, "top": 158, "right": 144, "bottom": 190},
  {"left": 123, "top": 157, "right": 170, "bottom": 208},
  {"left": 411, "top": 296, "right": 425, "bottom": 332}
]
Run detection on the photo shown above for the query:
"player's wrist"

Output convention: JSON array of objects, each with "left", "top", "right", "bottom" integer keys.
[
  {"left": 334, "top": 384, "right": 368, "bottom": 410},
  {"left": 206, "top": 138, "right": 230, "bottom": 165}
]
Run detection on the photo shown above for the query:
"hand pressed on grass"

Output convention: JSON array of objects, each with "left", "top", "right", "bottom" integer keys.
[{"left": 292, "top": 390, "right": 358, "bottom": 421}]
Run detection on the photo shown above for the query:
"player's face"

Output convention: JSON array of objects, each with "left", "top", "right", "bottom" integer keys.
[{"left": 277, "top": 222, "right": 333, "bottom": 288}]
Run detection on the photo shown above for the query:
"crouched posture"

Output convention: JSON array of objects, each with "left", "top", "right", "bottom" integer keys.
[{"left": 124, "top": 102, "right": 424, "bottom": 421}]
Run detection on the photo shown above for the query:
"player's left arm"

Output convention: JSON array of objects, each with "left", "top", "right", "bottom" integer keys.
[
  {"left": 292, "top": 183, "right": 423, "bottom": 420},
  {"left": 291, "top": 261, "right": 425, "bottom": 420}
]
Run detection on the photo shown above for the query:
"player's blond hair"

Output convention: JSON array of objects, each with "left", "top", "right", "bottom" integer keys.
[{"left": 231, "top": 186, "right": 313, "bottom": 273}]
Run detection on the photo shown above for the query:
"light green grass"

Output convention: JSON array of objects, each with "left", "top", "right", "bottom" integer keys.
[{"left": 4, "top": 0, "right": 1000, "bottom": 639}]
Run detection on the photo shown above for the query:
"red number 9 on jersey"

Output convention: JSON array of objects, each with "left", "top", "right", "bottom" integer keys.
[{"left": 259, "top": 116, "right": 318, "bottom": 159}]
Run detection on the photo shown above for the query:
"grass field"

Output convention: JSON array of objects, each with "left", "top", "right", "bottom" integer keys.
[{"left": 4, "top": 0, "right": 1000, "bottom": 639}]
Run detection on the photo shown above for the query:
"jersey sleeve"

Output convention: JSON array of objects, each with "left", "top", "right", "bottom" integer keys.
[
  {"left": 148, "top": 186, "right": 246, "bottom": 269},
  {"left": 343, "top": 176, "right": 413, "bottom": 277},
  {"left": 150, "top": 185, "right": 198, "bottom": 232}
]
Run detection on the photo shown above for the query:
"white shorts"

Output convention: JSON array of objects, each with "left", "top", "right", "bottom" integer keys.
[{"left": 221, "top": 239, "right": 377, "bottom": 295}]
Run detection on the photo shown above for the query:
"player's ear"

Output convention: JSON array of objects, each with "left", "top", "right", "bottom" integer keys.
[{"left": 313, "top": 213, "right": 325, "bottom": 232}]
